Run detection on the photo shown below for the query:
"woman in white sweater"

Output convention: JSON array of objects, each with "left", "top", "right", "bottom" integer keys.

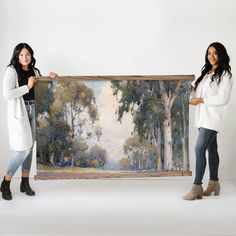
[
  {"left": 1, "top": 43, "right": 57, "bottom": 200},
  {"left": 183, "top": 42, "right": 233, "bottom": 200}
]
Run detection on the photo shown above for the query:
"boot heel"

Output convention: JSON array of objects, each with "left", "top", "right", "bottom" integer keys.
[
  {"left": 20, "top": 177, "right": 35, "bottom": 196},
  {"left": 203, "top": 180, "right": 220, "bottom": 197},
  {"left": 20, "top": 185, "right": 26, "bottom": 193},
  {"left": 197, "top": 195, "right": 203, "bottom": 199}
]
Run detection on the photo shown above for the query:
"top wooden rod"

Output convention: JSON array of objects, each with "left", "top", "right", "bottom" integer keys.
[{"left": 37, "top": 75, "right": 194, "bottom": 81}]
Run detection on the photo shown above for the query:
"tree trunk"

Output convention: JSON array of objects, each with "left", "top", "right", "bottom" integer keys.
[
  {"left": 152, "top": 127, "right": 162, "bottom": 171},
  {"left": 182, "top": 138, "right": 188, "bottom": 170},
  {"left": 158, "top": 81, "right": 182, "bottom": 171},
  {"left": 163, "top": 109, "right": 173, "bottom": 170},
  {"left": 181, "top": 93, "right": 189, "bottom": 170}
]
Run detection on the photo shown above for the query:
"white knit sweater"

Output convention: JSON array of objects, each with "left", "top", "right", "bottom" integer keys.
[
  {"left": 190, "top": 72, "right": 232, "bottom": 132},
  {"left": 3, "top": 66, "right": 39, "bottom": 151}
]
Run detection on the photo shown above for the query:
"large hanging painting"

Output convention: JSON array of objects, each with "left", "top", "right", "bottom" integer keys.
[{"left": 34, "top": 75, "right": 193, "bottom": 179}]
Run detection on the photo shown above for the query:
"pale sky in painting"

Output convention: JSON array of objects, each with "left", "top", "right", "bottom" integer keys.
[{"left": 94, "top": 81, "right": 134, "bottom": 161}]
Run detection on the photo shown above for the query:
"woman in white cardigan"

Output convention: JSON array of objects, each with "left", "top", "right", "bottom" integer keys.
[
  {"left": 1, "top": 43, "right": 57, "bottom": 200},
  {"left": 183, "top": 42, "right": 233, "bottom": 200}
]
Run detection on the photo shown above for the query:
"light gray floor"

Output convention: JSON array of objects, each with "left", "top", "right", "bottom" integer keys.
[{"left": 1, "top": 177, "right": 236, "bottom": 236}]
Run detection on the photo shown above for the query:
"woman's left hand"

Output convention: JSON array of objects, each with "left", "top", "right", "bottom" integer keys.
[{"left": 49, "top": 72, "right": 58, "bottom": 79}]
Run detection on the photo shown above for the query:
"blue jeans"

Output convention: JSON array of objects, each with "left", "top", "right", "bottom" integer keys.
[
  {"left": 194, "top": 127, "right": 219, "bottom": 185},
  {"left": 7, "top": 103, "right": 36, "bottom": 176}
]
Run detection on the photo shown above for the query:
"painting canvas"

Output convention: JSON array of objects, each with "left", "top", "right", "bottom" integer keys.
[{"left": 34, "top": 75, "right": 193, "bottom": 179}]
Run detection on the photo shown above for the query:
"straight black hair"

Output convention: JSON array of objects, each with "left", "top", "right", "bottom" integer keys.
[{"left": 8, "top": 43, "right": 41, "bottom": 78}]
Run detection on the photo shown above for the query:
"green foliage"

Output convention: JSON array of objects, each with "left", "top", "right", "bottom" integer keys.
[
  {"left": 35, "top": 81, "right": 54, "bottom": 115},
  {"left": 55, "top": 81, "right": 98, "bottom": 122},
  {"left": 111, "top": 80, "right": 163, "bottom": 140},
  {"left": 111, "top": 79, "right": 191, "bottom": 171},
  {"left": 119, "top": 157, "right": 131, "bottom": 170},
  {"left": 87, "top": 145, "right": 108, "bottom": 168},
  {"left": 120, "top": 135, "right": 156, "bottom": 170},
  {"left": 36, "top": 80, "right": 99, "bottom": 167}
]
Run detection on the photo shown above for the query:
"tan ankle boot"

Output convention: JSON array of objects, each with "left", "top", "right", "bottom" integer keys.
[
  {"left": 183, "top": 184, "right": 203, "bottom": 200},
  {"left": 203, "top": 180, "right": 220, "bottom": 196}
]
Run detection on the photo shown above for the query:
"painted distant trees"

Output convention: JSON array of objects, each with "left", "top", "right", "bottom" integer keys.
[
  {"left": 111, "top": 80, "right": 190, "bottom": 171},
  {"left": 119, "top": 136, "right": 156, "bottom": 171}
]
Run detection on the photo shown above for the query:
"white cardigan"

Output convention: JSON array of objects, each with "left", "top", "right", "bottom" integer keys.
[
  {"left": 191, "top": 72, "right": 232, "bottom": 132},
  {"left": 3, "top": 66, "right": 39, "bottom": 151}
]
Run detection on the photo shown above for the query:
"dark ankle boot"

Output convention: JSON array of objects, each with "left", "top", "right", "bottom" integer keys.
[
  {"left": 0, "top": 177, "right": 12, "bottom": 200},
  {"left": 20, "top": 177, "right": 35, "bottom": 196}
]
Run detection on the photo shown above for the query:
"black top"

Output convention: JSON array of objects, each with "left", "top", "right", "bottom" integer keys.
[{"left": 18, "top": 68, "right": 36, "bottom": 101}]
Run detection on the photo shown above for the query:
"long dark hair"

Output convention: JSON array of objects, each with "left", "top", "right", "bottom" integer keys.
[
  {"left": 193, "top": 42, "right": 232, "bottom": 90},
  {"left": 8, "top": 43, "right": 41, "bottom": 77}
]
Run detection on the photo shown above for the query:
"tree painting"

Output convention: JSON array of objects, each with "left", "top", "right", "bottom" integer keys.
[{"left": 34, "top": 76, "right": 192, "bottom": 179}]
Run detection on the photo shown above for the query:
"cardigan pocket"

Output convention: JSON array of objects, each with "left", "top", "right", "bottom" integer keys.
[{"left": 13, "top": 116, "right": 28, "bottom": 132}]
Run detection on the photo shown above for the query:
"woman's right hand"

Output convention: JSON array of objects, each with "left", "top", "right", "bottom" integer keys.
[
  {"left": 27, "top": 76, "right": 38, "bottom": 90},
  {"left": 189, "top": 98, "right": 204, "bottom": 105}
]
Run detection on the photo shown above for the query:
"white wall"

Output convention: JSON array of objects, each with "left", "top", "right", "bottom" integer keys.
[
  {"left": 1, "top": 0, "right": 236, "bottom": 179},
  {"left": 0, "top": 0, "right": 10, "bottom": 177}
]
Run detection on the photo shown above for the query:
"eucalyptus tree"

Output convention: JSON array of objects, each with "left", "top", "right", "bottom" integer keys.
[{"left": 111, "top": 79, "right": 189, "bottom": 171}]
